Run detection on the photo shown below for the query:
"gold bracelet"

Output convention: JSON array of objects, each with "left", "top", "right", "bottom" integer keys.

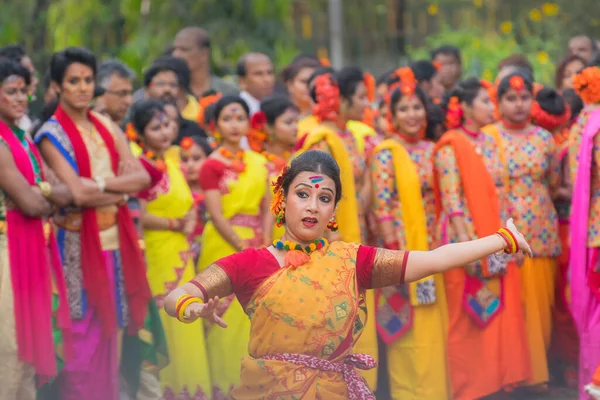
[
  {"left": 36, "top": 181, "right": 52, "bottom": 198},
  {"left": 94, "top": 176, "right": 106, "bottom": 192}
]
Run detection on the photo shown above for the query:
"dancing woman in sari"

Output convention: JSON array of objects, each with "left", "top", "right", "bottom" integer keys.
[
  {"left": 0, "top": 59, "right": 73, "bottom": 400},
  {"left": 197, "top": 95, "right": 272, "bottom": 397},
  {"left": 132, "top": 100, "right": 212, "bottom": 399},
  {"left": 164, "top": 149, "right": 533, "bottom": 399},
  {"left": 569, "top": 65, "right": 600, "bottom": 399},
  {"left": 436, "top": 77, "right": 531, "bottom": 399},
  {"left": 36, "top": 48, "right": 153, "bottom": 400},
  {"left": 369, "top": 68, "right": 450, "bottom": 399},
  {"left": 483, "top": 72, "right": 561, "bottom": 391},
  {"left": 298, "top": 71, "right": 378, "bottom": 388}
]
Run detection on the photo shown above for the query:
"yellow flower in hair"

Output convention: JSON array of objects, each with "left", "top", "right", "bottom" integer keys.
[
  {"left": 500, "top": 21, "right": 513, "bottom": 34},
  {"left": 541, "top": 3, "right": 559, "bottom": 16},
  {"left": 427, "top": 4, "right": 438, "bottom": 16},
  {"left": 529, "top": 9, "right": 542, "bottom": 22},
  {"left": 537, "top": 51, "right": 550, "bottom": 65}
]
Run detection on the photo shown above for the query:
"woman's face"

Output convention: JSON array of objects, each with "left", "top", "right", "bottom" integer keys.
[
  {"left": 0, "top": 75, "right": 28, "bottom": 124},
  {"left": 561, "top": 59, "right": 586, "bottom": 89},
  {"left": 287, "top": 67, "right": 315, "bottom": 111},
  {"left": 343, "top": 81, "right": 369, "bottom": 121},
  {"left": 466, "top": 88, "right": 495, "bottom": 128},
  {"left": 142, "top": 112, "right": 172, "bottom": 152},
  {"left": 393, "top": 95, "right": 427, "bottom": 137},
  {"left": 181, "top": 142, "right": 207, "bottom": 183},
  {"left": 163, "top": 104, "right": 180, "bottom": 142},
  {"left": 270, "top": 108, "right": 299, "bottom": 148},
  {"left": 498, "top": 88, "right": 533, "bottom": 125},
  {"left": 283, "top": 171, "right": 336, "bottom": 243},
  {"left": 217, "top": 102, "right": 249, "bottom": 145},
  {"left": 59, "top": 62, "right": 94, "bottom": 111}
]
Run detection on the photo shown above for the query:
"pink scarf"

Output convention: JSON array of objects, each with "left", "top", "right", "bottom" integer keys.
[{"left": 0, "top": 121, "right": 72, "bottom": 385}]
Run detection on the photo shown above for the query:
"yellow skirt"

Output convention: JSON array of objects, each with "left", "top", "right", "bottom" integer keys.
[
  {"left": 520, "top": 256, "right": 557, "bottom": 386},
  {"left": 386, "top": 273, "right": 451, "bottom": 399}
]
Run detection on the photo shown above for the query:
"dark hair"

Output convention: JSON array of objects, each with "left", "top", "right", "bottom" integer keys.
[
  {"left": 431, "top": 45, "right": 461, "bottom": 64},
  {"left": 204, "top": 103, "right": 217, "bottom": 127},
  {"left": 425, "top": 101, "right": 444, "bottom": 141},
  {"left": 555, "top": 55, "right": 586, "bottom": 88},
  {"left": 281, "top": 150, "right": 342, "bottom": 205},
  {"left": 144, "top": 56, "right": 189, "bottom": 91},
  {"left": 497, "top": 54, "right": 534, "bottom": 78},
  {"left": 308, "top": 68, "right": 337, "bottom": 103},
  {"left": 0, "top": 45, "right": 26, "bottom": 63},
  {"left": 336, "top": 66, "right": 364, "bottom": 101},
  {"left": 97, "top": 59, "right": 135, "bottom": 89},
  {"left": 260, "top": 95, "right": 297, "bottom": 125},
  {"left": 377, "top": 69, "right": 395, "bottom": 86},
  {"left": 282, "top": 58, "right": 321, "bottom": 83},
  {"left": 442, "top": 77, "right": 484, "bottom": 110},
  {"left": 213, "top": 95, "right": 250, "bottom": 121},
  {"left": 176, "top": 27, "right": 211, "bottom": 50},
  {"left": 562, "top": 88, "right": 584, "bottom": 122},
  {"left": 497, "top": 72, "right": 534, "bottom": 99},
  {"left": 0, "top": 58, "right": 31, "bottom": 86},
  {"left": 50, "top": 47, "right": 97, "bottom": 84},
  {"left": 291, "top": 53, "right": 320, "bottom": 64},
  {"left": 409, "top": 60, "right": 437, "bottom": 83},
  {"left": 130, "top": 99, "right": 165, "bottom": 135},
  {"left": 389, "top": 85, "right": 428, "bottom": 114},
  {"left": 536, "top": 87, "right": 566, "bottom": 116},
  {"left": 188, "top": 135, "right": 213, "bottom": 157}
]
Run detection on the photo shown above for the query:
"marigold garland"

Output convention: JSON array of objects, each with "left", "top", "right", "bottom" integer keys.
[
  {"left": 312, "top": 73, "right": 340, "bottom": 122},
  {"left": 531, "top": 101, "right": 572, "bottom": 132},
  {"left": 573, "top": 66, "right": 600, "bottom": 105},
  {"left": 445, "top": 96, "right": 464, "bottom": 129},
  {"left": 218, "top": 147, "right": 245, "bottom": 173}
]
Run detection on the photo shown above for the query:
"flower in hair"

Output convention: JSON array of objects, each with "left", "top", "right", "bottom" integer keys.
[
  {"left": 180, "top": 137, "right": 194, "bottom": 151},
  {"left": 270, "top": 164, "right": 289, "bottom": 215},
  {"left": 445, "top": 96, "right": 464, "bottom": 129},
  {"left": 573, "top": 66, "right": 600, "bottom": 105},
  {"left": 250, "top": 111, "right": 267, "bottom": 131},
  {"left": 363, "top": 72, "right": 376, "bottom": 102},
  {"left": 312, "top": 74, "right": 340, "bottom": 122},
  {"left": 531, "top": 101, "right": 572, "bottom": 132},
  {"left": 433, "top": 61, "right": 442, "bottom": 71},
  {"left": 125, "top": 123, "right": 138, "bottom": 142},
  {"left": 395, "top": 67, "right": 417, "bottom": 97},
  {"left": 509, "top": 76, "right": 525, "bottom": 92}
]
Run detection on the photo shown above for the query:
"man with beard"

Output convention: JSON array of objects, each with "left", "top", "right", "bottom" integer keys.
[{"left": 143, "top": 59, "right": 180, "bottom": 104}]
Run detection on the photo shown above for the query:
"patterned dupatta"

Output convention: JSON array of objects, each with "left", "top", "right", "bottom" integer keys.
[
  {"left": 233, "top": 242, "right": 375, "bottom": 399},
  {"left": 0, "top": 121, "right": 72, "bottom": 384},
  {"left": 433, "top": 130, "right": 506, "bottom": 327},
  {"left": 372, "top": 139, "right": 435, "bottom": 343},
  {"left": 53, "top": 104, "right": 151, "bottom": 335}
]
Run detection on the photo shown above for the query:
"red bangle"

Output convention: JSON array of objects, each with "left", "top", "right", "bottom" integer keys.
[
  {"left": 399, "top": 251, "right": 410, "bottom": 285},
  {"left": 496, "top": 231, "right": 512, "bottom": 253},
  {"left": 188, "top": 280, "right": 208, "bottom": 302},
  {"left": 175, "top": 295, "right": 194, "bottom": 318},
  {"left": 503, "top": 229, "right": 520, "bottom": 253}
]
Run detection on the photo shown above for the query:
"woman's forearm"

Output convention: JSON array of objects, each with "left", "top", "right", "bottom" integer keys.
[
  {"left": 105, "top": 169, "right": 150, "bottom": 194},
  {"left": 141, "top": 212, "right": 182, "bottom": 232},
  {"left": 74, "top": 192, "right": 124, "bottom": 208},
  {"left": 405, "top": 234, "right": 506, "bottom": 283},
  {"left": 47, "top": 183, "right": 73, "bottom": 207}
]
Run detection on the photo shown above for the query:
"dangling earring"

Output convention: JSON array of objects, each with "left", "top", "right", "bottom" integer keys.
[
  {"left": 276, "top": 209, "right": 285, "bottom": 227},
  {"left": 327, "top": 217, "right": 339, "bottom": 232}
]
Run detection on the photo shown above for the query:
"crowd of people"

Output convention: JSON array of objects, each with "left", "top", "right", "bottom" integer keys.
[{"left": 0, "top": 23, "right": 599, "bottom": 400}]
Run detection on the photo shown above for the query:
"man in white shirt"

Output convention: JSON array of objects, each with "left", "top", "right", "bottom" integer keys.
[{"left": 236, "top": 52, "right": 275, "bottom": 115}]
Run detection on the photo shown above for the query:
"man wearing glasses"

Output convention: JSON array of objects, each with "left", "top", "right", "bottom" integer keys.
[{"left": 96, "top": 59, "right": 135, "bottom": 127}]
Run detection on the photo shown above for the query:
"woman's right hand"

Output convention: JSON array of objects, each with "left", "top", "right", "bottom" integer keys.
[
  {"left": 505, "top": 218, "right": 533, "bottom": 258},
  {"left": 184, "top": 296, "right": 228, "bottom": 328}
]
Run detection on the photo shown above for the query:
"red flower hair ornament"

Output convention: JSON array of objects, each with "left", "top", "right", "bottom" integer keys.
[
  {"left": 445, "top": 96, "right": 464, "bottom": 129},
  {"left": 250, "top": 111, "right": 267, "bottom": 131},
  {"left": 509, "top": 76, "right": 525, "bottom": 92},
  {"left": 312, "top": 73, "right": 341, "bottom": 122},
  {"left": 180, "top": 137, "right": 194, "bottom": 151},
  {"left": 531, "top": 102, "right": 572, "bottom": 132}
]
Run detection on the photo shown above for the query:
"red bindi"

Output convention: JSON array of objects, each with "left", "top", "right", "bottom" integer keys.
[{"left": 315, "top": 184, "right": 319, "bottom": 188}]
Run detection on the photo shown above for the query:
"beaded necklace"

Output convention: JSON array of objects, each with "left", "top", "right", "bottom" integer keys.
[{"left": 272, "top": 238, "right": 329, "bottom": 268}]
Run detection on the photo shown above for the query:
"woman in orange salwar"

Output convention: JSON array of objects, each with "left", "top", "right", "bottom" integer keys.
[
  {"left": 435, "top": 77, "right": 531, "bottom": 399},
  {"left": 370, "top": 68, "right": 450, "bottom": 399},
  {"left": 163, "top": 150, "right": 532, "bottom": 399}
]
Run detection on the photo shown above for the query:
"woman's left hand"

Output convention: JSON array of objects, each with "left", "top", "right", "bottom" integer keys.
[{"left": 505, "top": 218, "right": 533, "bottom": 258}]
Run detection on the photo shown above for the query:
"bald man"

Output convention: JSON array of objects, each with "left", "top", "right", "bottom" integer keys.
[
  {"left": 172, "top": 26, "right": 238, "bottom": 97},
  {"left": 568, "top": 35, "right": 595, "bottom": 63},
  {"left": 237, "top": 52, "right": 275, "bottom": 115}
]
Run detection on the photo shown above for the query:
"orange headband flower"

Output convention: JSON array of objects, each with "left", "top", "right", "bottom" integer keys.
[
  {"left": 270, "top": 164, "right": 290, "bottom": 215},
  {"left": 363, "top": 72, "right": 376, "bottom": 102},
  {"left": 197, "top": 92, "right": 222, "bottom": 128},
  {"left": 445, "top": 96, "right": 464, "bottom": 129},
  {"left": 573, "top": 66, "right": 600, "bottom": 105},
  {"left": 509, "top": 76, "right": 525, "bottom": 92},
  {"left": 180, "top": 137, "right": 194, "bottom": 155},
  {"left": 395, "top": 67, "right": 417, "bottom": 96},
  {"left": 312, "top": 73, "right": 340, "bottom": 122}
]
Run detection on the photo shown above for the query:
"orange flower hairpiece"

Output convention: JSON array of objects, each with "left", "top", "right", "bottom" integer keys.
[
  {"left": 573, "top": 66, "right": 600, "bottom": 105},
  {"left": 395, "top": 67, "right": 417, "bottom": 97},
  {"left": 199, "top": 93, "right": 222, "bottom": 109},
  {"left": 180, "top": 137, "right": 194, "bottom": 151},
  {"left": 125, "top": 123, "right": 138, "bottom": 142},
  {"left": 312, "top": 73, "right": 340, "bottom": 122},
  {"left": 433, "top": 61, "right": 442, "bottom": 71},
  {"left": 363, "top": 72, "right": 376, "bottom": 102},
  {"left": 531, "top": 101, "right": 572, "bottom": 132},
  {"left": 445, "top": 96, "right": 464, "bottom": 129},
  {"left": 509, "top": 76, "right": 525, "bottom": 92},
  {"left": 270, "top": 164, "right": 290, "bottom": 215}
]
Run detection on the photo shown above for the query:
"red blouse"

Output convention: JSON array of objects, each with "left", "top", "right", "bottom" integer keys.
[
  {"left": 199, "top": 158, "right": 229, "bottom": 191},
  {"left": 216, "top": 245, "right": 378, "bottom": 309}
]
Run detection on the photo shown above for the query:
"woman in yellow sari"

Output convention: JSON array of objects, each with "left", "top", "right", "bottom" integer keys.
[
  {"left": 133, "top": 100, "right": 212, "bottom": 398},
  {"left": 197, "top": 95, "right": 272, "bottom": 397},
  {"left": 298, "top": 70, "right": 378, "bottom": 388},
  {"left": 164, "top": 150, "right": 533, "bottom": 399},
  {"left": 370, "top": 69, "right": 450, "bottom": 399}
]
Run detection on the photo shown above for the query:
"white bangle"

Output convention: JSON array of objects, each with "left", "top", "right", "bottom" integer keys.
[{"left": 94, "top": 176, "right": 106, "bottom": 192}]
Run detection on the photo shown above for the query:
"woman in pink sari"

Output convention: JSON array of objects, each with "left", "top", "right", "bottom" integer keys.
[
  {"left": 36, "top": 47, "right": 153, "bottom": 400},
  {"left": 0, "top": 59, "right": 72, "bottom": 399},
  {"left": 569, "top": 62, "right": 600, "bottom": 399}
]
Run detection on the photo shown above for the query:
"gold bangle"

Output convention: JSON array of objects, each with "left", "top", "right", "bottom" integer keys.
[
  {"left": 36, "top": 181, "right": 52, "bottom": 198},
  {"left": 175, "top": 294, "right": 202, "bottom": 323}
]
